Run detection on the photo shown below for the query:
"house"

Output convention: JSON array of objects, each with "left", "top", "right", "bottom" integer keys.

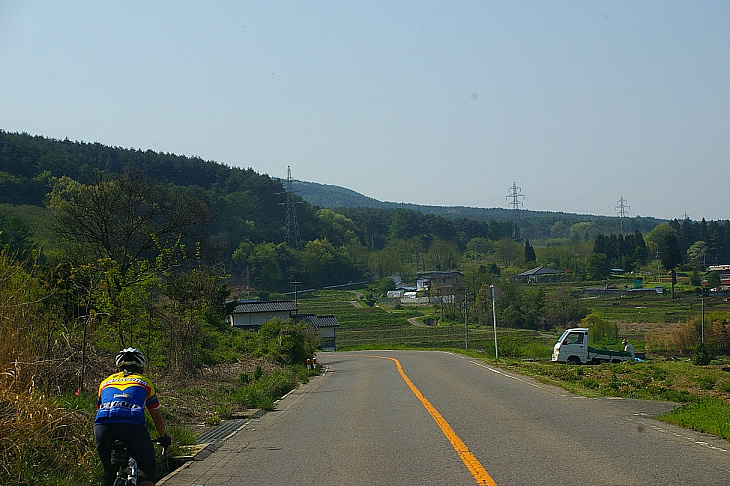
[
  {"left": 416, "top": 271, "right": 464, "bottom": 293},
  {"left": 228, "top": 300, "right": 298, "bottom": 331},
  {"left": 514, "top": 266, "right": 562, "bottom": 283},
  {"left": 227, "top": 300, "right": 341, "bottom": 350},
  {"left": 293, "top": 314, "right": 341, "bottom": 351}
]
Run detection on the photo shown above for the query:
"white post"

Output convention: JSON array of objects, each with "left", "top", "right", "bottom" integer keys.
[
  {"left": 491, "top": 285, "right": 498, "bottom": 360},
  {"left": 464, "top": 292, "right": 468, "bottom": 351}
]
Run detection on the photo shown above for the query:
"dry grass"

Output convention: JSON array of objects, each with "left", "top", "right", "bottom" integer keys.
[
  {"left": 0, "top": 388, "right": 97, "bottom": 485},
  {"left": 0, "top": 252, "right": 98, "bottom": 485}
]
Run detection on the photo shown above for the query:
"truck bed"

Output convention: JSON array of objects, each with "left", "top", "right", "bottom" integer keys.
[{"left": 588, "top": 346, "right": 632, "bottom": 357}]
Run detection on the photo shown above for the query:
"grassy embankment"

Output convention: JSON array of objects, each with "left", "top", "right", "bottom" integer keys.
[{"left": 297, "top": 288, "right": 730, "bottom": 442}]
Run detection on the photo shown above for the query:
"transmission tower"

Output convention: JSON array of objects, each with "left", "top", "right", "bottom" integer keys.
[
  {"left": 506, "top": 182, "right": 524, "bottom": 240},
  {"left": 281, "top": 166, "right": 302, "bottom": 249},
  {"left": 615, "top": 196, "right": 630, "bottom": 235}
]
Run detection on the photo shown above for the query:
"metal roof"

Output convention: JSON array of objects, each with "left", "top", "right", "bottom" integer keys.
[
  {"left": 231, "top": 300, "right": 297, "bottom": 314},
  {"left": 517, "top": 266, "right": 561, "bottom": 277},
  {"left": 294, "top": 314, "right": 341, "bottom": 328}
]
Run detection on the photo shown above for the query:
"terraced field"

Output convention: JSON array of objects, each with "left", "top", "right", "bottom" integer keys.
[{"left": 295, "top": 290, "right": 554, "bottom": 355}]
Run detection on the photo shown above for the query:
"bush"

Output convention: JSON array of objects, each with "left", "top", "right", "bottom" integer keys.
[
  {"left": 232, "top": 370, "right": 297, "bottom": 411},
  {"left": 693, "top": 342, "right": 711, "bottom": 366},
  {"left": 582, "top": 313, "right": 618, "bottom": 344},
  {"left": 258, "top": 319, "right": 318, "bottom": 365}
]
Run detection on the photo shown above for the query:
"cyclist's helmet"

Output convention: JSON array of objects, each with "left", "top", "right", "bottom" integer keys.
[{"left": 115, "top": 347, "right": 146, "bottom": 370}]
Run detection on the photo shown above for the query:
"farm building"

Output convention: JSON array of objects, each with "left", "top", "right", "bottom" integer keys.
[
  {"left": 228, "top": 300, "right": 298, "bottom": 331},
  {"left": 227, "top": 300, "right": 341, "bottom": 350},
  {"left": 293, "top": 314, "right": 341, "bottom": 351},
  {"left": 514, "top": 266, "right": 562, "bottom": 283}
]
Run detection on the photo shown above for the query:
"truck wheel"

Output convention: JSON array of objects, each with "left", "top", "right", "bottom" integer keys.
[{"left": 566, "top": 356, "right": 580, "bottom": 365}]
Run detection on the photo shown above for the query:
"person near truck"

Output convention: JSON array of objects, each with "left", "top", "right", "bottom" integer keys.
[{"left": 623, "top": 339, "right": 635, "bottom": 362}]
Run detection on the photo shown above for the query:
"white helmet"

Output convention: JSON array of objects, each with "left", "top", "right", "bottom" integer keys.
[{"left": 115, "top": 347, "right": 146, "bottom": 369}]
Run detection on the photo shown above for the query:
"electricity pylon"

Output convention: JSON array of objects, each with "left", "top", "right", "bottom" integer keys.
[
  {"left": 281, "top": 166, "right": 302, "bottom": 249},
  {"left": 506, "top": 182, "right": 524, "bottom": 241},
  {"left": 615, "top": 196, "right": 630, "bottom": 235}
]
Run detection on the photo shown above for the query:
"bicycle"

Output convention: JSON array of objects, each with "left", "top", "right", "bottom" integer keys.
[{"left": 110, "top": 437, "right": 169, "bottom": 486}]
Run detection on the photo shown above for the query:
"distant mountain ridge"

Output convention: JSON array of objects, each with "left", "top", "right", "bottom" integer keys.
[{"left": 291, "top": 179, "right": 662, "bottom": 225}]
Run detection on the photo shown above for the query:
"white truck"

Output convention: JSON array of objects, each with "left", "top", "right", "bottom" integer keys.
[{"left": 552, "top": 328, "right": 636, "bottom": 364}]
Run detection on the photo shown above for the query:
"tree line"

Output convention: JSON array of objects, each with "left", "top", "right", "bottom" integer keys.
[{"left": 3, "top": 130, "right": 730, "bottom": 295}]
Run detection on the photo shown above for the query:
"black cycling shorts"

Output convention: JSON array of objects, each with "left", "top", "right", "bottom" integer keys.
[{"left": 95, "top": 422, "right": 156, "bottom": 484}]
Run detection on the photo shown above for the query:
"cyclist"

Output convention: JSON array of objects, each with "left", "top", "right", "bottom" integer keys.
[{"left": 94, "top": 347, "right": 171, "bottom": 486}]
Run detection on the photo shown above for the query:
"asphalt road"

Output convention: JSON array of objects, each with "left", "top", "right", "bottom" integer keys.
[{"left": 161, "top": 351, "right": 730, "bottom": 486}]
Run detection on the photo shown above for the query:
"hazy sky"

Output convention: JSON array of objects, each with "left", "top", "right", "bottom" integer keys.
[{"left": 2, "top": 1, "right": 728, "bottom": 221}]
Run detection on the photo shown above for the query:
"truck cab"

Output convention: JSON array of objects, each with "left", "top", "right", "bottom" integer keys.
[
  {"left": 552, "top": 328, "right": 589, "bottom": 364},
  {"left": 552, "top": 327, "right": 635, "bottom": 364}
]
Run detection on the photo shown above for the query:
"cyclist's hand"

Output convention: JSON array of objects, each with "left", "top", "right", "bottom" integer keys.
[{"left": 157, "top": 434, "right": 172, "bottom": 448}]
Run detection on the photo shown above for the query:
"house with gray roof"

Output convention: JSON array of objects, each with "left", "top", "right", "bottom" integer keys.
[
  {"left": 227, "top": 300, "right": 341, "bottom": 350},
  {"left": 293, "top": 314, "right": 341, "bottom": 351},
  {"left": 227, "top": 300, "right": 298, "bottom": 331},
  {"left": 514, "top": 266, "right": 562, "bottom": 283}
]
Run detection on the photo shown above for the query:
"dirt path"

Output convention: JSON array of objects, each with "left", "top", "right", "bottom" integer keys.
[{"left": 408, "top": 317, "right": 425, "bottom": 327}]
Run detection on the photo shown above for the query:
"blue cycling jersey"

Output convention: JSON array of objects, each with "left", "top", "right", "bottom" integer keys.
[{"left": 95, "top": 372, "right": 160, "bottom": 426}]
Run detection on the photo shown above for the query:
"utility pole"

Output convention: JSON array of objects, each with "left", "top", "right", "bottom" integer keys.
[
  {"left": 291, "top": 279, "right": 301, "bottom": 312},
  {"left": 701, "top": 291, "right": 705, "bottom": 343},
  {"left": 490, "top": 284, "right": 500, "bottom": 360},
  {"left": 615, "top": 196, "right": 630, "bottom": 235},
  {"left": 506, "top": 182, "right": 524, "bottom": 241},
  {"left": 464, "top": 292, "right": 469, "bottom": 351}
]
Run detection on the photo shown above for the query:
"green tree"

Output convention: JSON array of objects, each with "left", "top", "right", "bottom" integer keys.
[
  {"left": 646, "top": 222, "right": 676, "bottom": 248},
  {"left": 660, "top": 233, "right": 681, "bottom": 298},
  {"left": 257, "top": 318, "right": 318, "bottom": 365},
  {"left": 495, "top": 238, "right": 523, "bottom": 267},
  {"left": 497, "top": 280, "right": 546, "bottom": 330},
  {"left": 48, "top": 169, "right": 211, "bottom": 345},
  {"left": 706, "top": 271, "right": 722, "bottom": 289},
  {"left": 466, "top": 237, "right": 492, "bottom": 261},
  {"left": 425, "top": 238, "right": 460, "bottom": 271},
  {"left": 569, "top": 221, "right": 598, "bottom": 241},
  {"left": 543, "top": 287, "right": 588, "bottom": 329},
  {"left": 387, "top": 208, "right": 416, "bottom": 241},
  {"left": 524, "top": 239, "right": 536, "bottom": 264},
  {"left": 686, "top": 241, "right": 707, "bottom": 268},
  {"left": 375, "top": 276, "right": 396, "bottom": 297},
  {"left": 581, "top": 313, "right": 618, "bottom": 344},
  {"left": 660, "top": 234, "right": 682, "bottom": 270},
  {"left": 0, "top": 209, "right": 34, "bottom": 256},
  {"left": 585, "top": 253, "right": 609, "bottom": 280},
  {"left": 248, "top": 242, "right": 285, "bottom": 290}
]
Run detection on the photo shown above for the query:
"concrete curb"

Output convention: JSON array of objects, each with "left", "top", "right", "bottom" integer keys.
[{"left": 157, "top": 409, "right": 265, "bottom": 484}]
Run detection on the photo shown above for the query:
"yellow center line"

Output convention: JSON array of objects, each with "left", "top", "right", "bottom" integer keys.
[{"left": 372, "top": 355, "right": 498, "bottom": 486}]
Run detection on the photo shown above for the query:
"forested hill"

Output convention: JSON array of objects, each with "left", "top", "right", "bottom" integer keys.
[
  {"left": 1, "top": 129, "right": 661, "bottom": 242},
  {"left": 0, "top": 130, "right": 280, "bottom": 205}
]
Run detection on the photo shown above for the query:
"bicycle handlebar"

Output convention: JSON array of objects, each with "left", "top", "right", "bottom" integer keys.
[{"left": 153, "top": 436, "right": 171, "bottom": 457}]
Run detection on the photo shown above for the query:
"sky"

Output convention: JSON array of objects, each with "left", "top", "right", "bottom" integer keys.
[{"left": 1, "top": 1, "right": 729, "bottom": 221}]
